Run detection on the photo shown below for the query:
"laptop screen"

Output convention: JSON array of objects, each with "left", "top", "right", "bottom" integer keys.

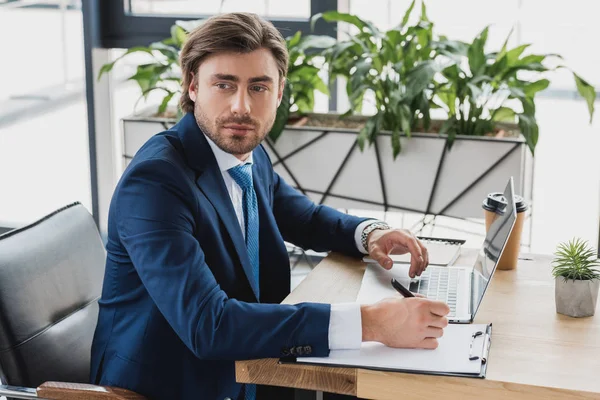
[{"left": 470, "top": 177, "right": 517, "bottom": 317}]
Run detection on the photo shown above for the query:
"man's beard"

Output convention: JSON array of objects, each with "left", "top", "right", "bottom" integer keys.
[{"left": 194, "top": 103, "right": 275, "bottom": 157}]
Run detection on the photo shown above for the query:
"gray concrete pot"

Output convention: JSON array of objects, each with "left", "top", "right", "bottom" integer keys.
[{"left": 555, "top": 277, "right": 600, "bottom": 317}]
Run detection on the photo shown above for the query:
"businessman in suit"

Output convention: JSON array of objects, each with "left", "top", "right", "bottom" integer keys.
[{"left": 90, "top": 12, "right": 449, "bottom": 400}]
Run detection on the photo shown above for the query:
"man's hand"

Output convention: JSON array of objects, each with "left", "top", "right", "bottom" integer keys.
[
  {"left": 361, "top": 297, "right": 450, "bottom": 349},
  {"left": 367, "top": 228, "right": 429, "bottom": 278}
]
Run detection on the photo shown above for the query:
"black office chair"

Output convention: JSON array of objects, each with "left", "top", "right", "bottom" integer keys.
[{"left": 0, "top": 202, "right": 145, "bottom": 399}]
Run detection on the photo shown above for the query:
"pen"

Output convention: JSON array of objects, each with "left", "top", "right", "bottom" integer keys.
[{"left": 391, "top": 278, "right": 415, "bottom": 298}]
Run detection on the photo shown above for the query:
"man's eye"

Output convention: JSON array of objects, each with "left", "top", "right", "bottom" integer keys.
[
  {"left": 251, "top": 86, "right": 267, "bottom": 92},
  {"left": 216, "top": 83, "right": 231, "bottom": 90}
]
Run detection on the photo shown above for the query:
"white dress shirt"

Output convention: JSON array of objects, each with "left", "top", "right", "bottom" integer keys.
[{"left": 204, "top": 135, "right": 368, "bottom": 350}]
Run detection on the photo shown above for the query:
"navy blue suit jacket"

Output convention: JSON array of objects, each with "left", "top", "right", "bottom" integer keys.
[{"left": 90, "top": 113, "right": 368, "bottom": 399}]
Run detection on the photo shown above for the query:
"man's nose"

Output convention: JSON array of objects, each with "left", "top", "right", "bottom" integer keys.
[{"left": 231, "top": 89, "right": 251, "bottom": 115}]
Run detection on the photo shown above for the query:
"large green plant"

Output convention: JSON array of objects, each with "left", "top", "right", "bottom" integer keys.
[
  {"left": 435, "top": 27, "right": 596, "bottom": 154},
  {"left": 97, "top": 19, "right": 331, "bottom": 135},
  {"left": 314, "top": 1, "right": 456, "bottom": 157},
  {"left": 317, "top": 1, "right": 596, "bottom": 158}
]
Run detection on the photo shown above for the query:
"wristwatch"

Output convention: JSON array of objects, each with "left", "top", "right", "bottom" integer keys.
[{"left": 361, "top": 221, "right": 391, "bottom": 252}]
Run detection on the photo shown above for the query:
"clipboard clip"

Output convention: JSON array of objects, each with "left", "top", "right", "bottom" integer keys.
[
  {"left": 468, "top": 325, "right": 492, "bottom": 364},
  {"left": 468, "top": 331, "right": 483, "bottom": 361}
]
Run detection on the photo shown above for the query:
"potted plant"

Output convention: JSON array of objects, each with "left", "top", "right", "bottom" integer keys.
[
  {"left": 552, "top": 238, "right": 600, "bottom": 317},
  {"left": 264, "top": 0, "right": 595, "bottom": 218}
]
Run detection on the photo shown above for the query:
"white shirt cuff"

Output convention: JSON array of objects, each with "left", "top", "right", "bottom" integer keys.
[
  {"left": 354, "top": 220, "right": 376, "bottom": 254},
  {"left": 328, "top": 303, "right": 362, "bottom": 350}
]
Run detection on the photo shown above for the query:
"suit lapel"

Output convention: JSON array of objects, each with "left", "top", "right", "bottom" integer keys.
[{"left": 175, "top": 113, "right": 259, "bottom": 301}]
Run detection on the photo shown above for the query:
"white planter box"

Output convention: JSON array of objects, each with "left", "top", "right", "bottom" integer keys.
[
  {"left": 121, "top": 110, "right": 177, "bottom": 171},
  {"left": 121, "top": 111, "right": 532, "bottom": 219}
]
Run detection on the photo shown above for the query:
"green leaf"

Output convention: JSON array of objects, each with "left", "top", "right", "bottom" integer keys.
[
  {"left": 442, "top": 64, "right": 459, "bottom": 81},
  {"left": 358, "top": 116, "right": 379, "bottom": 151},
  {"left": 433, "top": 39, "right": 468, "bottom": 62},
  {"left": 404, "top": 60, "right": 440, "bottom": 100},
  {"left": 320, "top": 11, "right": 380, "bottom": 36},
  {"left": 516, "top": 54, "right": 546, "bottom": 66},
  {"left": 158, "top": 91, "right": 176, "bottom": 114},
  {"left": 287, "top": 31, "right": 302, "bottom": 48},
  {"left": 439, "top": 118, "right": 455, "bottom": 134},
  {"left": 289, "top": 65, "right": 320, "bottom": 80},
  {"left": 522, "top": 79, "right": 550, "bottom": 97},
  {"left": 492, "top": 106, "right": 516, "bottom": 122},
  {"left": 349, "top": 59, "right": 373, "bottom": 95},
  {"left": 128, "top": 64, "right": 170, "bottom": 96},
  {"left": 496, "top": 27, "right": 514, "bottom": 62},
  {"left": 399, "top": 104, "right": 412, "bottom": 138},
  {"left": 416, "top": 91, "right": 432, "bottom": 131},
  {"left": 518, "top": 113, "right": 539, "bottom": 155},
  {"left": 170, "top": 25, "right": 188, "bottom": 47},
  {"left": 488, "top": 54, "right": 508, "bottom": 78},
  {"left": 311, "top": 75, "right": 330, "bottom": 95},
  {"left": 508, "top": 86, "right": 526, "bottom": 99},
  {"left": 297, "top": 34, "right": 337, "bottom": 52},
  {"left": 421, "top": 0, "right": 429, "bottom": 22},
  {"left": 573, "top": 73, "right": 596, "bottom": 123},
  {"left": 439, "top": 118, "right": 458, "bottom": 148},
  {"left": 391, "top": 127, "right": 401, "bottom": 159},
  {"left": 436, "top": 90, "right": 456, "bottom": 115},
  {"left": 348, "top": 88, "right": 366, "bottom": 114},
  {"left": 505, "top": 44, "right": 531, "bottom": 66},
  {"left": 269, "top": 81, "right": 291, "bottom": 142},
  {"left": 400, "top": 0, "right": 416, "bottom": 28},
  {"left": 97, "top": 46, "right": 153, "bottom": 80},
  {"left": 502, "top": 62, "right": 547, "bottom": 80},
  {"left": 468, "top": 27, "right": 489, "bottom": 75},
  {"left": 150, "top": 41, "right": 180, "bottom": 61},
  {"left": 97, "top": 62, "right": 116, "bottom": 80}
]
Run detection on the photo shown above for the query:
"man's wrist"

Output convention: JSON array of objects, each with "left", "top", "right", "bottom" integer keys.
[
  {"left": 360, "top": 304, "right": 377, "bottom": 342},
  {"left": 360, "top": 221, "right": 391, "bottom": 253}
]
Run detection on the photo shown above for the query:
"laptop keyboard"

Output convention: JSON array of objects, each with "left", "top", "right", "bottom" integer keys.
[{"left": 410, "top": 267, "right": 458, "bottom": 317}]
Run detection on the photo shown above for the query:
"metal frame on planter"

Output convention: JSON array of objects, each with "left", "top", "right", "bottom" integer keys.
[{"left": 264, "top": 123, "right": 533, "bottom": 243}]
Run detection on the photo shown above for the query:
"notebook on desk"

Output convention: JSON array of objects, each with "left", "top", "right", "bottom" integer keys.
[
  {"left": 283, "top": 323, "right": 492, "bottom": 378},
  {"left": 363, "top": 236, "right": 465, "bottom": 266}
]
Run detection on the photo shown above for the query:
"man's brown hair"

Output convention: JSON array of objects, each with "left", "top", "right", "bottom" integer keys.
[{"left": 179, "top": 12, "right": 288, "bottom": 114}]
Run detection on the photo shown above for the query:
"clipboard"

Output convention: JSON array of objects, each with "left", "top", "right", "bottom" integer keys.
[{"left": 280, "top": 323, "right": 492, "bottom": 379}]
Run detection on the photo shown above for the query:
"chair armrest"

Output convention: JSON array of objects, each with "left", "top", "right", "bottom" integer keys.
[
  {"left": 0, "top": 385, "right": 38, "bottom": 399},
  {"left": 37, "top": 382, "right": 147, "bottom": 400}
]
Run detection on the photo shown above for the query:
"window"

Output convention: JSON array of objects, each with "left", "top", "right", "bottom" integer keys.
[{"left": 127, "top": 0, "right": 311, "bottom": 19}]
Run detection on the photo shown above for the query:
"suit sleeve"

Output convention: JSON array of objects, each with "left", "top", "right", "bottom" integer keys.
[
  {"left": 115, "top": 158, "right": 330, "bottom": 360},
  {"left": 271, "top": 170, "right": 371, "bottom": 257}
]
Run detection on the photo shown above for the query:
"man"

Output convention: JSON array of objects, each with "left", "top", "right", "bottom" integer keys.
[{"left": 90, "top": 12, "right": 449, "bottom": 400}]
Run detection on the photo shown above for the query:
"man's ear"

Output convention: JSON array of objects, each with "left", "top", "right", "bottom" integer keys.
[
  {"left": 188, "top": 72, "right": 197, "bottom": 102},
  {"left": 276, "top": 77, "right": 285, "bottom": 108}
]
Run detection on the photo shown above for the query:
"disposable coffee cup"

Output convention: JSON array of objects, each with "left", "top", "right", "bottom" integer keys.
[{"left": 482, "top": 192, "right": 529, "bottom": 270}]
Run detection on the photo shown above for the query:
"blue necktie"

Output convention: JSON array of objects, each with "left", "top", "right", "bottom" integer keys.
[{"left": 228, "top": 163, "right": 259, "bottom": 400}]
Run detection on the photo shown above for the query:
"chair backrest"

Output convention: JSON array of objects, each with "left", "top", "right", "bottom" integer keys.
[{"left": 0, "top": 203, "right": 105, "bottom": 387}]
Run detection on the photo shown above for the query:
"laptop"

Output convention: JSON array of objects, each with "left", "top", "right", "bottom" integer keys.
[{"left": 403, "top": 176, "right": 517, "bottom": 323}]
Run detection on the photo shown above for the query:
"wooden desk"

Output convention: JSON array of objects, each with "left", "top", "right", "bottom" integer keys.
[{"left": 236, "top": 251, "right": 600, "bottom": 399}]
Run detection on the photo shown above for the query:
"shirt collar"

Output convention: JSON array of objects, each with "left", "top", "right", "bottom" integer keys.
[{"left": 203, "top": 133, "right": 254, "bottom": 172}]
